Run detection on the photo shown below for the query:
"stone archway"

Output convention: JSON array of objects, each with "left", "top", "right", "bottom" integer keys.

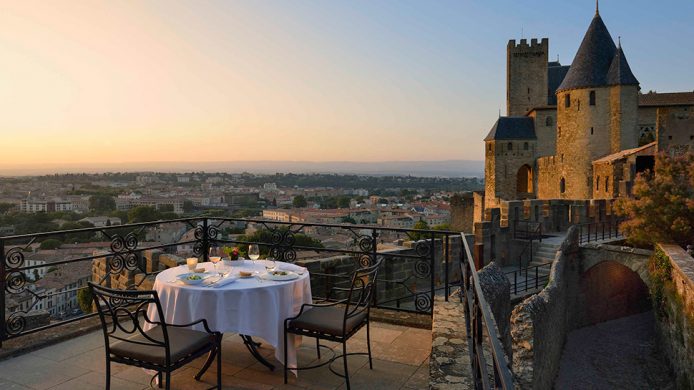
[
  {"left": 580, "top": 261, "right": 651, "bottom": 325},
  {"left": 516, "top": 164, "right": 533, "bottom": 196}
]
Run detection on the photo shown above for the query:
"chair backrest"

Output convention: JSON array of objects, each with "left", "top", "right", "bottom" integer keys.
[
  {"left": 343, "top": 259, "right": 382, "bottom": 323},
  {"left": 88, "top": 282, "right": 170, "bottom": 362}
]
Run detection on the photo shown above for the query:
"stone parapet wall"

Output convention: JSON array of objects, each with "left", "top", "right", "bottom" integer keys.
[
  {"left": 430, "top": 262, "right": 511, "bottom": 389},
  {"left": 510, "top": 227, "right": 579, "bottom": 390},
  {"left": 654, "top": 243, "right": 694, "bottom": 389}
]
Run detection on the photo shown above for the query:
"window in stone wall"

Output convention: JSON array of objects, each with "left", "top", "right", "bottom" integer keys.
[
  {"left": 560, "top": 178, "right": 566, "bottom": 193},
  {"left": 605, "top": 176, "right": 609, "bottom": 192},
  {"left": 558, "top": 127, "right": 561, "bottom": 137},
  {"left": 546, "top": 116, "right": 553, "bottom": 126},
  {"left": 565, "top": 94, "right": 571, "bottom": 108},
  {"left": 488, "top": 144, "right": 492, "bottom": 152},
  {"left": 591, "top": 127, "right": 594, "bottom": 135},
  {"left": 577, "top": 99, "right": 581, "bottom": 111},
  {"left": 596, "top": 176, "right": 600, "bottom": 191},
  {"left": 508, "top": 142, "right": 513, "bottom": 150},
  {"left": 590, "top": 90, "right": 596, "bottom": 106},
  {"left": 523, "top": 142, "right": 529, "bottom": 150}
]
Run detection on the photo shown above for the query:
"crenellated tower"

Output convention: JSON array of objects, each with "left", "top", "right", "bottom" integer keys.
[{"left": 507, "top": 38, "right": 549, "bottom": 116}]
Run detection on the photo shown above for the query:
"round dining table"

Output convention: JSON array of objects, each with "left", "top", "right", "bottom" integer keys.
[{"left": 145, "top": 260, "right": 312, "bottom": 373}]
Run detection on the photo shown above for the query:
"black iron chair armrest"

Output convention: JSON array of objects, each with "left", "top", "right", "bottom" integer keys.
[{"left": 166, "top": 318, "right": 218, "bottom": 335}]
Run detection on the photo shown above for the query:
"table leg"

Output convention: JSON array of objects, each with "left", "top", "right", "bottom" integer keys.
[{"left": 240, "top": 334, "right": 275, "bottom": 371}]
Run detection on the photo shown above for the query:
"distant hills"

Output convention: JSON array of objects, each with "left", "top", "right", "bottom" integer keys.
[{"left": 0, "top": 160, "right": 484, "bottom": 178}]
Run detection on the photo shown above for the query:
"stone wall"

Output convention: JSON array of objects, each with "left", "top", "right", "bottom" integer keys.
[
  {"left": 430, "top": 262, "right": 511, "bottom": 389},
  {"left": 528, "top": 108, "right": 557, "bottom": 158},
  {"left": 91, "top": 249, "right": 184, "bottom": 290},
  {"left": 657, "top": 106, "right": 694, "bottom": 155},
  {"left": 653, "top": 244, "right": 694, "bottom": 389},
  {"left": 510, "top": 227, "right": 580, "bottom": 389},
  {"left": 449, "top": 192, "right": 475, "bottom": 233}
]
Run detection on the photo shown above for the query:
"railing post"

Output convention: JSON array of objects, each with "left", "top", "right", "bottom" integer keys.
[
  {"left": 602, "top": 223, "right": 605, "bottom": 240},
  {"left": 371, "top": 228, "right": 379, "bottom": 309},
  {"left": 514, "top": 272, "right": 517, "bottom": 295},
  {"left": 0, "top": 239, "right": 6, "bottom": 347},
  {"left": 444, "top": 235, "right": 450, "bottom": 300},
  {"left": 535, "top": 266, "right": 539, "bottom": 289},
  {"left": 429, "top": 232, "right": 435, "bottom": 316},
  {"left": 202, "top": 218, "right": 210, "bottom": 262}
]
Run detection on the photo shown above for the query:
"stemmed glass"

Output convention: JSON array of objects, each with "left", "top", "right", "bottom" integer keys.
[
  {"left": 248, "top": 244, "right": 260, "bottom": 261},
  {"left": 209, "top": 247, "right": 222, "bottom": 275}
]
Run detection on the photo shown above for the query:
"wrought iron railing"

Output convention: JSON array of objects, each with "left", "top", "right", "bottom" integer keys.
[
  {"left": 504, "top": 262, "right": 552, "bottom": 296},
  {"left": 460, "top": 233, "right": 514, "bottom": 389},
  {"left": 0, "top": 217, "right": 465, "bottom": 345},
  {"left": 514, "top": 221, "right": 542, "bottom": 269},
  {"left": 578, "top": 219, "right": 623, "bottom": 244}
]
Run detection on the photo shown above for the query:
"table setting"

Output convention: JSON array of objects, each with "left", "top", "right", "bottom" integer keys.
[{"left": 145, "top": 247, "right": 312, "bottom": 373}]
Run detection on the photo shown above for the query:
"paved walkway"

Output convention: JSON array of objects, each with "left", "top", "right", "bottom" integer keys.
[
  {"left": 0, "top": 321, "right": 430, "bottom": 390},
  {"left": 555, "top": 311, "right": 675, "bottom": 390}
]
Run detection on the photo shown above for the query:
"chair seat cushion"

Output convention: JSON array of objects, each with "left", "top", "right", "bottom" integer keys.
[
  {"left": 110, "top": 326, "right": 212, "bottom": 365},
  {"left": 288, "top": 306, "right": 367, "bottom": 337}
]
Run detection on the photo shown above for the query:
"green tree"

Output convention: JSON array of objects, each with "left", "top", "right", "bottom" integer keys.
[
  {"left": 77, "top": 287, "right": 93, "bottom": 314},
  {"left": 411, "top": 220, "right": 430, "bottom": 241},
  {"left": 128, "top": 206, "right": 162, "bottom": 223},
  {"left": 0, "top": 203, "right": 15, "bottom": 214},
  {"left": 616, "top": 153, "right": 694, "bottom": 248},
  {"left": 40, "top": 238, "right": 63, "bottom": 250},
  {"left": 337, "top": 196, "right": 351, "bottom": 209},
  {"left": 89, "top": 194, "right": 116, "bottom": 213},
  {"left": 239, "top": 228, "right": 323, "bottom": 257},
  {"left": 341, "top": 216, "right": 357, "bottom": 224},
  {"left": 292, "top": 195, "right": 308, "bottom": 208},
  {"left": 183, "top": 200, "right": 195, "bottom": 213}
]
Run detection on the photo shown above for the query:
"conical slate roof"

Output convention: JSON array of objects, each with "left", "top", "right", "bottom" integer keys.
[
  {"left": 557, "top": 13, "right": 618, "bottom": 92},
  {"left": 606, "top": 44, "right": 639, "bottom": 86}
]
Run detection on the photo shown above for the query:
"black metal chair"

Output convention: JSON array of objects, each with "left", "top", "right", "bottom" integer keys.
[
  {"left": 88, "top": 282, "right": 222, "bottom": 390},
  {"left": 283, "top": 260, "right": 381, "bottom": 389}
]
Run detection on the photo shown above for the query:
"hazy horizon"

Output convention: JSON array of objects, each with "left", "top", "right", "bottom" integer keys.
[{"left": 0, "top": 159, "right": 484, "bottom": 178}]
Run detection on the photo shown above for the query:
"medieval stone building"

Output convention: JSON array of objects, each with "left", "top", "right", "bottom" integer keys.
[{"left": 483, "top": 6, "right": 694, "bottom": 209}]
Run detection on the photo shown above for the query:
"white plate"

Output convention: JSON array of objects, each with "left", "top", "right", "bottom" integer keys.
[
  {"left": 177, "top": 272, "right": 215, "bottom": 285},
  {"left": 261, "top": 271, "right": 299, "bottom": 281}
]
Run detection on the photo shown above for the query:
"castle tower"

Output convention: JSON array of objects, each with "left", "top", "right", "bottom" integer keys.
[
  {"left": 484, "top": 117, "right": 537, "bottom": 208},
  {"left": 554, "top": 10, "right": 639, "bottom": 199},
  {"left": 507, "top": 38, "right": 549, "bottom": 116}
]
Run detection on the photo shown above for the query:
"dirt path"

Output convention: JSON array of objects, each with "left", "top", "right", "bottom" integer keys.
[{"left": 554, "top": 311, "right": 675, "bottom": 390}]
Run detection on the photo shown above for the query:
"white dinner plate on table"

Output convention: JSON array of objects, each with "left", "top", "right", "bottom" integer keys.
[
  {"left": 177, "top": 272, "right": 215, "bottom": 285},
  {"left": 260, "top": 271, "right": 299, "bottom": 281}
]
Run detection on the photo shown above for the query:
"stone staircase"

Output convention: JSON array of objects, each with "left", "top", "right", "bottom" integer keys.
[
  {"left": 531, "top": 242, "right": 561, "bottom": 266},
  {"left": 506, "top": 241, "right": 561, "bottom": 300}
]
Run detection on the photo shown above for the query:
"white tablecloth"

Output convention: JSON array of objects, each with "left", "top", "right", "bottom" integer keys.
[{"left": 145, "top": 260, "right": 312, "bottom": 371}]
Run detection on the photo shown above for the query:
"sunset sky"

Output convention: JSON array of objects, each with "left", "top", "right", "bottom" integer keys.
[{"left": 1, "top": 1, "right": 693, "bottom": 170}]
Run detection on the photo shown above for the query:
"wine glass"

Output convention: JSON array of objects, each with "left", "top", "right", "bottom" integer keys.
[
  {"left": 248, "top": 244, "right": 260, "bottom": 261},
  {"left": 209, "top": 247, "right": 222, "bottom": 274}
]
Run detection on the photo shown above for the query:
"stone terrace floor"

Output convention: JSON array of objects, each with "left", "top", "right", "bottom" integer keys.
[{"left": 0, "top": 321, "right": 430, "bottom": 390}]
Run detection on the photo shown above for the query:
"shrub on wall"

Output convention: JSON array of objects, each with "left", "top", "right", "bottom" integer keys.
[{"left": 616, "top": 153, "right": 694, "bottom": 248}]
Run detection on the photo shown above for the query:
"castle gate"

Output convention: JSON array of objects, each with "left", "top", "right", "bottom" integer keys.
[
  {"left": 580, "top": 261, "right": 651, "bottom": 325},
  {"left": 578, "top": 245, "right": 652, "bottom": 326}
]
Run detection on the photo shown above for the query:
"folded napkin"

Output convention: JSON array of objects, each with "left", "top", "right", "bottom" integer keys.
[{"left": 207, "top": 275, "right": 238, "bottom": 288}]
